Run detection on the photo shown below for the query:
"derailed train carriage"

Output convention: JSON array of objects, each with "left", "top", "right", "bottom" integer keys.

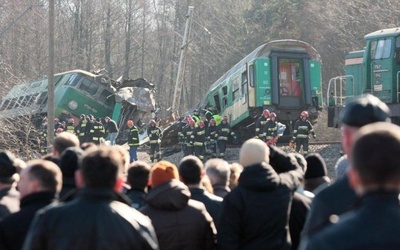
[
  {"left": 327, "top": 27, "right": 400, "bottom": 127},
  {"left": 0, "top": 69, "right": 155, "bottom": 148},
  {"left": 162, "top": 39, "right": 323, "bottom": 146}
]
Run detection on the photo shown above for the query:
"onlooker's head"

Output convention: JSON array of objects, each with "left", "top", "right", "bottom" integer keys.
[
  {"left": 239, "top": 138, "right": 270, "bottom": 167},
  {"left": 304, "top": 153, "right": 331, "bottom": 192},
  {"left": 179, "top": 155, "right": 204, "bottom": 185},
  {"left": 127, "top": 161, "right": 151, "bottom": 190},
  {"left": 229, "top": 163, "right": 243, "bottom": 189},
  {"left": 80, "top": 142, "right": 98, "bottom": 152},
  {"left": 0, "top": 150, "right": 18, "bottom": 184},
  {"left": 111, "top": 145, "right": 130, "bottom": 174},
  {"left": 349, "top": 123, "right": 400, "bottom": 194},
  {"left": 205, "top": 158, "right": 230, "bottom": 187},
  {"left": 150, "top": 160, "right": 179, "bottom": 188},
  {"left": 18, "top": 159, "right": 62, "bottom": 199},
  {"left": 52, "top": 132, "right": 80, "bottom": 158},
  {"left": 340, "top": 94, "right": 391, "bottom": 155},
  {"left": 59, "top": 147, "right": 84, "bottom": 179},
  {"left": 77, "top": 147, "right": 125, "bottom": 191}
]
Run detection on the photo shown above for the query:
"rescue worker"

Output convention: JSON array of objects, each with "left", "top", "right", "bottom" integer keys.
[
  {"left": 216, "top": 116, "right": 237, "bottom": 159},
  {"left": 179, "top": 118, "right": 195, "bottom": 156},
  {"left": 255, "top": 109, "right": 270, "bottom": 141},
  {"left": 206, "top": 118, "right": 218, "bottom": 158},
  {"left": 127, "top": 120, "right": 139, "bottom": 162},
  {"left": 192, "top": 109, "right": 201, "bottom": 125},
  {"left": 65, "top": 118, "right": 75, "bottom": 134},
  {"left": 75, "top": 114, "right": 88, "bottom": 144},
  {"left": 292, "top": 110, "right": 316, "bottom": 155},
  {"left": 90, "top": 118, "right": 106, "bottom": 145},
  {"left": 264, "top": 112, "right": 279, "bottom": 146},
  {"left": 191, "top": 120, "right": 207, "bottom": 161},
  {"left": 54, "top": 118, "right": 63, "bottom": 130},
  {"left": 147, "top": 119, "right": 162, "bottom": 163},
  {"left": 55, "top": 127, "right": 63, "bottom": 137},
  {"left": 204, "top": 105, "right": 214, "bottom": 122}
]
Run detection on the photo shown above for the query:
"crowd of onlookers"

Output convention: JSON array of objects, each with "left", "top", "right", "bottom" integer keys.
[{"left": 0, "top": 93, "right": 399, "bottom": 249}]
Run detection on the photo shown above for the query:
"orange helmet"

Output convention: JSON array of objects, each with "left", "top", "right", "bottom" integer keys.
[
  {"left": 56, "top": 128, "right": 63, "bottom": 133},
  {"left": 300, "top": 111, "right": 309, "bottom": 118},
  {"left": 270, "top": 112, "right": 277, "bottom": 118},
  {"left": 263, "top": 109, "right": 270, "bottom": 117},
  {"left": 127, "top": 120, "right": 134, "bottom": 126}
]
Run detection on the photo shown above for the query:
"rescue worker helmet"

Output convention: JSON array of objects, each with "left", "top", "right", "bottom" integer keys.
[
  {"left": 301, "top": 111, "right": 309, "bottom": 118},
  {"left": 68, "top": 118, "right": 74, "bottom": 124},
  {"left": 222, "top": 116, "right": 228, "bottom": 122},
  {"left": 270, "top": 112, "right": 277, "bottom": 118},
  {"left": 210, "top": 119, "right": 216, "bottom": 125},
  {"left": 198, "top": 121, "right": 205, "bottom": 127},
  {"left": 56, "top": 128, "right": 63, "bottom": 133},
  {"left": 263, "top": 109, "right": 270, "bottom": 117},
  {"left": 150, "top": 119, "right": 156, "bottom": 126}
]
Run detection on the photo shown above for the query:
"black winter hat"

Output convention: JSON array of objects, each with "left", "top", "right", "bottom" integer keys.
[
  {"left": 0, "top": 150, "right": 17, "bottom": 182},
  {"left": 59, "top": 147, "right": 84, "bottom": 178},
  {"left": 340, "top": 94, "right": 391, "bottom": 127},
  {"left": 305, "top": 153, "right": 327, "bottom": 179}
]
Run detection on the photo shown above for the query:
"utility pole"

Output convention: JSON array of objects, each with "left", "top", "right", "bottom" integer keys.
[
  {"left": 171, "top": 6, "right": 194, "bottom": 118},
  {"left": 47, "top": 0, "right": 55, "bottom": 152}
]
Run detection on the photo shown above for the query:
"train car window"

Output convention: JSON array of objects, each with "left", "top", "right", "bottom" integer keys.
[
  {"left": 372, "top": 39, "right": 392, "bottom": 59},
  {"left": 7, "top": 98, "right": 17, "bottom": 109},
  {"left": 0, "top": 100, "right": 10, "bottom": 111},
  {"left": 249, "top": 65, "right": 255, "bottom": 87},
  {"left": 28, "top": 93, "right": 39, "bottom": 105},
  {"left": 232, "top": 75, "right": 240, "bottom": 101},
  {"left": 222, "top": 86, "right": 228, "bottom": 107},
  {"left": 65, "top": 74, "right": 81, "bottom": 86},
  {"left": 99, "top": 89, "right": 114, "bottom": 107},
  {"left": 79, "top": 78, "right": 99, "bottom": 95},
  {"left": 37, "top": 92, "right": 47, "bottom": 105},
  {"left": 14, "top": 96, "right": 25, "bottom": 108},
  {"left": 213, "top": 94, "right": 221, "bottom": 113},
  {"left": 21, "top": 95, "right": 30, "bottom": 107}
]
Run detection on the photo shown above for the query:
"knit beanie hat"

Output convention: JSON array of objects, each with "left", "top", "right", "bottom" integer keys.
[
  {"left": 305, "top": 153, "right": 327, "bottom": 179},
  {"left": 0, "top": 150, "right": 17, "bottom": 182},
  {"left": 150, "top": 160, "right": 179, "bottom": 187},
  {"left": 239, "top": 138, "right": 269, "bottom": 167},
  {"left": 59, "top": 147, "right": 84, "bottom": 178}
]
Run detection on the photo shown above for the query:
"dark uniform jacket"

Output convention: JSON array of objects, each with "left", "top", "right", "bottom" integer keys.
[
  {"left": 105, "top": 119, "right": 119, "bottom": 133},
  {"left": 128, "top": 126, "right": 140, "bottom": 147},
  {"left": 0, "top": 192, "right": 55, "bottom": 250},
  {"left": 189, "top": 187, "right": 223, "bottom": 226},
  {"left": 191, "top": 126, "right": 208, "bottom": 146},
  {"left": 216, "top": 123, "right": 235, "bottom": 142},
  {"left": 304, "top": 191, "right": 400, "bottom": 250},
  {"left": 22, "top": 189, "right": 159, "bottom": 250},
  {"left": 179, "top": 125, "right": 195, "bottom": 147},
  {"left": 217, "top": 161, "right": 303, "bottom": 250},
  {"left": 147, "top": 126, "right": 162, "bottom": 144},
  {"left": 301, "top": 175, "right": 357, "bottom": 238},
  {"left": 140, "top": 180, "right": 216, "bottom": 250},
  {"left": 0, "top": 186, "right": 20, "bottom": 220},
  {"left": 293, "top": 119, "right": 315, "bottom": 140}
]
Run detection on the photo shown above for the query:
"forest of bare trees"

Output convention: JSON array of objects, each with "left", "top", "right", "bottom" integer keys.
[
  {"left": 1, "top": 0, "right": 400, "bottom": 116},
  {"left": 0, "top": 0, "right": 399, "bottom": 156}
]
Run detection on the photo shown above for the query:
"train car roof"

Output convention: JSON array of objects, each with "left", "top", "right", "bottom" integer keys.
[
  {"left": 202, "top": 39, "right": 321, "bottom": 104},
  {"left": 364, "top": 27, "right": 400, "bottom": 39}
]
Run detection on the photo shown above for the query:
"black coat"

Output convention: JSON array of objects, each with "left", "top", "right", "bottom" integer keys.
[
  {"left": 140, "top": 180, "right": 216, "bottom": 250},
  {"left": 217, "top": 162, "right": 303, "bottom": 250},
  {"left": 301, "top": 175, "right": 358, "bottom": 238},
  {"left": 290, "top": 192, "right": 311, "bottom": 250},
  {"left": 22, "top": 188, "right": 159, "bottom": 250},
  {"left": 0, "top": 192, "right": 55, "bottom": 250},
  {"left": 303, "top": 191, "right": 400, "bottom": 250},
  {"left": 189, "top": 187, "right": 223, "bottom": 226}
]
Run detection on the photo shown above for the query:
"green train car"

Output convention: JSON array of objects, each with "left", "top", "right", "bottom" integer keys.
[
  {"left": 198, "top": 39, "right": 323, "bottom": 140},
  {"left": 0, "top": 69, "right": 155, "bottom": 142},
  {"left": 328, "top": 27, "right": 400, "bottom": 127}
]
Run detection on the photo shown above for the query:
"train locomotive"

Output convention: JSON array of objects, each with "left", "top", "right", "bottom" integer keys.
[
  {"left": 198, "top": 39, "right": 323, "bottom": 142},
  {"left": 328, "top": 27, "right": 400, "bottom": 127},
  {"left": 0, "top": 69, "right": 156, "bottom": 146}
]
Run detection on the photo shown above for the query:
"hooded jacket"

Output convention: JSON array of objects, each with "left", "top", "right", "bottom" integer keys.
[
  {"left": 140, "top": 180, "right": 216, "bottom": 250},
  {"left": 218, "top": 161, "right": 303, "bottom": 250}
]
